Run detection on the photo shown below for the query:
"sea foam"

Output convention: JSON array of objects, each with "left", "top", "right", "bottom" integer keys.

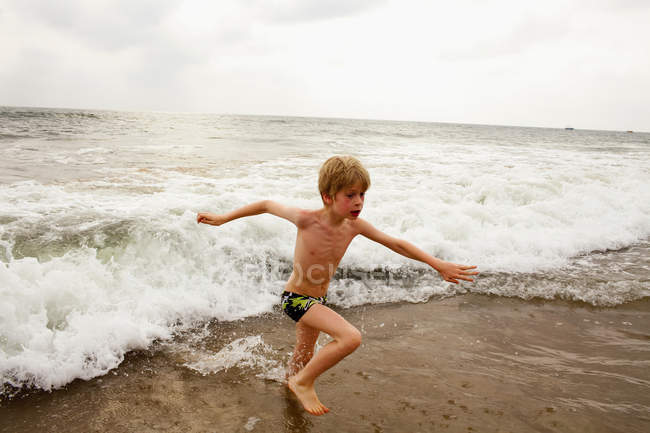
[{"left": 1, "top": 111, "right": 649, "bottom": 394}]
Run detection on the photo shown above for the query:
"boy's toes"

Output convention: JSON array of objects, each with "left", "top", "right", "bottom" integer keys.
[
  {"left": 308, "top": 403, "right": 328, "bottom": 416},
  {"left": 307, "top": 406, "right": 320, "bottom": 416}
]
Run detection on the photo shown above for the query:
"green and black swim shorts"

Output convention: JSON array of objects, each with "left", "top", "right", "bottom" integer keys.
[{"left": 281, "top": 291, "right": 327, "bottom": 322}]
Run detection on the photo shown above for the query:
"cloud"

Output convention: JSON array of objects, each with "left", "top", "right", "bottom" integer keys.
[
  {"left": 2, "top": 0, "right": 212, "bottom": 109},
  {"left": 440, "top": 15, "right": 570, "bottom": 61},
  {"left": 0, "top": 0, "right": 648, "bottom": 130},
  {"left": 8, "top": 0, "right": 177, "bottom": 51},
  {"left": 248, "top": 0, "right": 386, "bottom": 23}
]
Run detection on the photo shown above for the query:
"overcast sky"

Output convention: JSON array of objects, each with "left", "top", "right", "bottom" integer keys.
[{"left": 1, "top": 0, "right": 649, "bottom": 131}]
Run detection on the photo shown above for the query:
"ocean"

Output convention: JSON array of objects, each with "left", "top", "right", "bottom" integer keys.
[{"left": 1, "top": 106, "right": 649, "bottom": 398}]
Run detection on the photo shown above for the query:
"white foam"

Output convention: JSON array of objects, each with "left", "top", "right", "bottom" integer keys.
[
  {"left": 0, "top": 252, "right": 167, "bottom": 390},
  {"left": 183, "top": 335, "right": 285, "bottom": 382},
  {"left": 345, "top": 143, "right": 650, "bottom": 274},
  {"left": 244, "top": 417, "right": 262, "bottom": 431},
  {"left": 77, "top": 147, "right": 111, "bottom": 155},
  {"left": 0, "top": 179, "right": 284, "bottom": 391}
]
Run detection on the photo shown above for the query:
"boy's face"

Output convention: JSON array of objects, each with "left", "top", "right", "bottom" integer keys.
[{"left": 330, "top": 182, "right": 365, "bottom": 219}]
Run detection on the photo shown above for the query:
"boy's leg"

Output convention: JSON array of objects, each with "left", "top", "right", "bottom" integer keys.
[
  {"left": 287, "top": 304, "right": 362, "bottom": 415},
  {"left": 287, "top": 321, "right": 320, "bottom": 377}
]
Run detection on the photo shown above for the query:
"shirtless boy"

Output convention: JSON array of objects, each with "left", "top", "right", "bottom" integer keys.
[{"left": 196, "top": 156, "right": 478, "bottom": 416}]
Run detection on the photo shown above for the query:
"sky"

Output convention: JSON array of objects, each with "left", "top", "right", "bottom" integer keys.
[{"left": 1, "top": 0, "right": 649, "bottom": 131}]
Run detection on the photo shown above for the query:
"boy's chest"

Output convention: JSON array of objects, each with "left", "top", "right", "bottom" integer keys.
[{"left": 299, "top": 225, "right": 357, "bottom": 260}]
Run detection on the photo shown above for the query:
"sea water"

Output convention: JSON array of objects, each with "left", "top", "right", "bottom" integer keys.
[{"left": 1, "top": 106, "right": 649, "bottom": 394}]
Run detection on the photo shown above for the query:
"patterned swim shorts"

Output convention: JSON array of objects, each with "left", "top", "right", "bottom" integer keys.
[{"left": 280, "top": 291, "right": 327, "bottom": 322}]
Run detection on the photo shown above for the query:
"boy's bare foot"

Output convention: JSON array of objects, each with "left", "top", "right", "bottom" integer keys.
[{"left": 287, "top": 375, "right": 330, "bottom": 416}]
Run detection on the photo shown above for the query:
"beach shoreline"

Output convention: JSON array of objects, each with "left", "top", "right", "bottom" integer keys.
[{"left": 1, "top": 294, "right": 648, "bottom": 433}]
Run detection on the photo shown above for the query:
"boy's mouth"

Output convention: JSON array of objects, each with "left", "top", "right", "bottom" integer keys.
[{"left": 351, "top": 210, "right": 361, "bottom": 217}]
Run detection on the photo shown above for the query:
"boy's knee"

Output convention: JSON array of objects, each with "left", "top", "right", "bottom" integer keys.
[{"left": 342, "top": 328, "right": 362, "bottom": 352}]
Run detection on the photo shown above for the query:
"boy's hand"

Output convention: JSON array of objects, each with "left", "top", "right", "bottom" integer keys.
[
  {"left": 436, "top": 262, "right": 479, "bottom": 284},
  {"left": 196, "top": 212, "right": 226, "bottom": 226}
]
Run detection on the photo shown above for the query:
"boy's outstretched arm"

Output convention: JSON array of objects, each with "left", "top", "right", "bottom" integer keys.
[
  {"left": 357, "top": 219, "right": 478, "bottom": 284},
  {"left": 197, "top": 200, "right": 301, "bottom": 226}
]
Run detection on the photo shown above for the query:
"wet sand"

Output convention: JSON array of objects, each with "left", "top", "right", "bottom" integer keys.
[{"left": 1, "top": 295, "right": 649, "bottom": 433}]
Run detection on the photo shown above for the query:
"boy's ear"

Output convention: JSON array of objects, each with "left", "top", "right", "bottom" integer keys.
[{"left": 321, "top": 192, "right": 333, "bottom": 205}]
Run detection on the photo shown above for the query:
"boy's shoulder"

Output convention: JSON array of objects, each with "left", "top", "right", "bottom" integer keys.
[
  {"left": 294, "top": 208, "right": 319, "bottom": 229},
  {"left": 350, "top": 217, "right": 373, "bottom": 233}
]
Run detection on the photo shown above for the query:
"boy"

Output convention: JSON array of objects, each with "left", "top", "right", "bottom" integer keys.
[{"left": 196, "top": 156, "right": 478, "bottom": 416}]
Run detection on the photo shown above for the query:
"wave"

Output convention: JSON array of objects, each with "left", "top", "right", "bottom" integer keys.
[
  {"left": 1, "top": 183, "right": 648, "bottom": 396},
  {"left": 1, "top": 112, "right": 649, "bottom": 396},
  {"left": 0, "top": 108, "right": 101, "bottom": 120}
]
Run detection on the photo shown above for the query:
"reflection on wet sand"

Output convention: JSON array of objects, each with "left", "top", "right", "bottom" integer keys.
[{"left": 283, "top": 388, "right": 313, "bottom": 433}]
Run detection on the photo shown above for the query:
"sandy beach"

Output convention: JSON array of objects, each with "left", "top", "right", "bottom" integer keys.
[{"left": 1, "top": 294, "right": 648, "bottom": 433}]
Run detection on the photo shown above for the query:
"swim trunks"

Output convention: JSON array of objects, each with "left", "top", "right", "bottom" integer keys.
[{"left": 281, "top": 291, "right": 327, "bottom": 322}]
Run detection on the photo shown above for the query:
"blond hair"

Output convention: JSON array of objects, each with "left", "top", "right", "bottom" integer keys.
[{"left": 318, "top": 156, "right": 371, "bottom": 200}]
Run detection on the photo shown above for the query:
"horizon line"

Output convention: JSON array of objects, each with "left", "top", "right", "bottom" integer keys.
[{"left": 1, "top": 104, "right": 646, "bottom": 134}]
